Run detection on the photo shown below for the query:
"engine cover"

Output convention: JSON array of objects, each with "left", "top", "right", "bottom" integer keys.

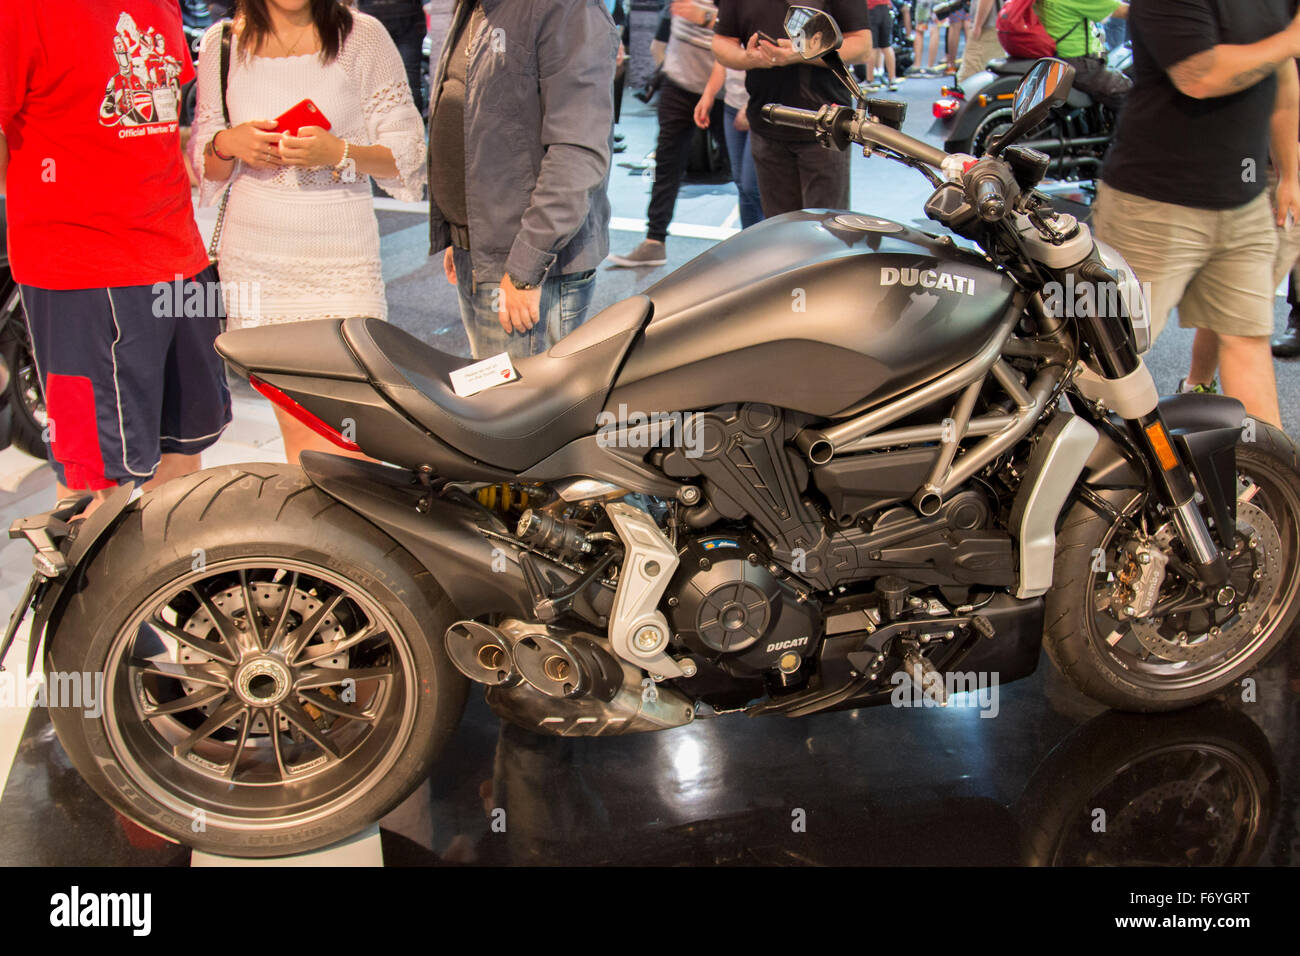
[{"left": 667, "top": 534, "right": 821, "bottom": 677}]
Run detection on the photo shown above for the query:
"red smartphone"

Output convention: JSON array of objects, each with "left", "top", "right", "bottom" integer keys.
[{"left": 273, "top": 99, "right": 331, "bottom": 137}]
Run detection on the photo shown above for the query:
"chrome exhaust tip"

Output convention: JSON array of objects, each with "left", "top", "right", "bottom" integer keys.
[{"left": 444, "top": 621, "right": 519, "bottom": 686}]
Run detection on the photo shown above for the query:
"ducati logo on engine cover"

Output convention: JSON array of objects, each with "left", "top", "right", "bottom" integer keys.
[
  {"left": 880, "top": 267, "right": 976, "bottom": 295},
  {"left": 765, "top": 636, "right": 810, "bottom": 654}
]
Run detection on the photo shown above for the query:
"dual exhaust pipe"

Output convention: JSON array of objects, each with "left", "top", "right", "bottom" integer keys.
[{"left": 445, "top": 619, "right": 622, "bottom": 702}]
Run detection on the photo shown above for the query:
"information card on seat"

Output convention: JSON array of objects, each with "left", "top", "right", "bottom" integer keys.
[{"left": 449, "top": 352, "right": 519, "bottom": 397}]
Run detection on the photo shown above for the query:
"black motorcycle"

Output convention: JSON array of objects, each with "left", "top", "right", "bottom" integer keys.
[
  {"left": 6, "top": 8, "right": 1300, "bottom": 858},
  {"left": 0, "top": 197, "right": 47, "bottom": 460},
  {"left": 943, "top": 41, "right": 1132, "bottom": 179}
]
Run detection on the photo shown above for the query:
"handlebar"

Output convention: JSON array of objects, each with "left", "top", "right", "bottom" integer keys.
[
  {"left": 761, "top": 102, "right": 949, "bottom": 170},
  {"left": 974, "top": 177, "right": 1007, "bottom": 222}
]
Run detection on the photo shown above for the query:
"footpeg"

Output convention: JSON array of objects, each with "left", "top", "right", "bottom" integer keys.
[{"left": 897, "top": 649, "right": 948, "bottom": 706}]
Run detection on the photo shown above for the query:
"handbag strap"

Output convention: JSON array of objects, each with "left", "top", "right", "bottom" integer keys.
[
  {"left": 208, "top": 22, "right": 234, "bottom": 262},
  {"left": 219, "top": 21, "right": 232, "bottom": 127}
]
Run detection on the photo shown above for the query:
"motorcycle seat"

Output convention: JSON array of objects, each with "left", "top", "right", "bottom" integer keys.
[
  {"left": 987, "top": 58, "right": 1037, "bottom": 76},
  {"left": 342, "top": 295, "right": 652, "bottom": 471}
]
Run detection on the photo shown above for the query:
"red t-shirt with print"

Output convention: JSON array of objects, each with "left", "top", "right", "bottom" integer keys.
[{"left": 0, "top": 0, "right": 208, "bottom": 289}]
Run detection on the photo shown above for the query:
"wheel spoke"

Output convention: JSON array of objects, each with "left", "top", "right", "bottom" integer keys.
[
  {"left": 172, "top": 699, "right": 243, "bottom": 758},
  {"left": 301, "top": 621, "right": 380, "bottom": 663},
  {"left": 188, "top": 585, "right": 245, "bottom": 660},
  {"left": 266, "top": 571, "right": 299, "bottom": 654},
  {"left": 281, "top": 592, "right": 344, "bottom": 661},
  {"left": 143, "top": 686, "right": 228, "bottom": 719},
  {"left": 295, "top": 665, "right": 393, "bottom": 691},
  {"left": 240, "top": 570, "right": 266, "bottom": 652},
  {"left": 299, "top": 689, "right": 378, "bottom": 724},
  {"left": 279, "top": 698, "right": 342, "bottom": 761},
  {"left": 131, "top": 656, "right": 229, "bottom": 688},
  {"left": 147, "top": 616, "right": 237, "bottom": 666},
  {"left": 221, "top": 708, "right": 253, "bottom": 781}
]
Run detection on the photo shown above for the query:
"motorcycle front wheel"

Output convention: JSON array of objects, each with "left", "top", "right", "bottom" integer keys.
[
  {"left": 47, "top": 465, "right": 467, "bottom": 857},
  {"left": 1044, "top": 422, "right": 1300, "bottom": 711}
]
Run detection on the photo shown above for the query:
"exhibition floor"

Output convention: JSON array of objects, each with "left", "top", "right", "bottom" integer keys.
[{"left": 1, "top": 82, "right": 1298, "bottom": 866}]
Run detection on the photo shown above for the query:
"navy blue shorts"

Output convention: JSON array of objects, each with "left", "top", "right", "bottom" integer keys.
[{"left": 19, "top": 264, "right": 232, "bottom": 490}]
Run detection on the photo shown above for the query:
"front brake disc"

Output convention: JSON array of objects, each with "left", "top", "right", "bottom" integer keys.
[{"left": 1130, "top": 500, "right": 1282, "bottom": 663}]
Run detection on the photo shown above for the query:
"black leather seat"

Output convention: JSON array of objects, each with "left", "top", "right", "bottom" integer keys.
[
  {"left": 343, "top": 295, "right": 652, "bottom": 471},
  {"left": 988, "top": 57, "right": 1036, "bottom": 76}
]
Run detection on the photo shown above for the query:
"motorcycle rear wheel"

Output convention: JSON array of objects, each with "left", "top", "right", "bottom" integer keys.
[
  {"left": 47, "top": 465, "right": 467, "bottom": 857},
  {"left": 1044, "top": 423, "right": 1300, "bottom": 711}
]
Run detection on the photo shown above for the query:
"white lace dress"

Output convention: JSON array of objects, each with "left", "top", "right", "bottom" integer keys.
[{"left": 190, "top": 14, "right": 425, "bottom": 327}]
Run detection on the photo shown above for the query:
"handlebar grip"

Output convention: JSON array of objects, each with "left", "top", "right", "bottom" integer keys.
[
  {"left": 974, "top": 177, "right": 1007, "bottom": 222},
  {"left": 761, "top": 104, "right": 821, "bottom": 131}
]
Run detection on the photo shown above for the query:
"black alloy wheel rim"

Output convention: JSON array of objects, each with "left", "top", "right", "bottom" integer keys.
[
  {"left": 1085, "top": 461, "right": 1300, "bottom": 691},
  {"left": 102, "top": 558, "right": 417, "bottom": 829}
]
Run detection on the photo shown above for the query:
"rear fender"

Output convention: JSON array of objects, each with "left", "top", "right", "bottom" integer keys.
[{"left": 7, "top": 484, "right": 135, "bottom": 674}]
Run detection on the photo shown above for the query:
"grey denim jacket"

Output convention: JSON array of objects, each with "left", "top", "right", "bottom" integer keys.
[{"left": 427, "top": 0, "right": 618, "bottom": 286}]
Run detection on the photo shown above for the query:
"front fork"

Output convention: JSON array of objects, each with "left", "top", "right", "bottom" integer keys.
[{"left": 1069, "top": 259, "right": 1232, "bottom": 589}]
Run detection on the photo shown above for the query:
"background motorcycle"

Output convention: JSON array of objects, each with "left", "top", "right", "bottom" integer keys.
[
  {"left": 940, "top": 39, "right": 1132, "bottom": 180},
  {"left": 6, "top": 10, "right": 1299, "bottom": 858},
  {"left": 178, "top": 0, "right": 215, "bottom": 127},
  {"left": 0, "top": 197, "right": 48, "bottom": 460}
]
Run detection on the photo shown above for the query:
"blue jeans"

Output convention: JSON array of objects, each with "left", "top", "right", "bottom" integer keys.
[
  {"left": 723, "top": 105, "right": 763, "bottom": 229},
  {"left": 452, "top": 247, "right": 597, "bottom": 360}
]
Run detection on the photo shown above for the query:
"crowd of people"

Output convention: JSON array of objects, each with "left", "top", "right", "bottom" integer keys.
[{"left": 0, "top": 0, "right": 1297, "bottom": 511}]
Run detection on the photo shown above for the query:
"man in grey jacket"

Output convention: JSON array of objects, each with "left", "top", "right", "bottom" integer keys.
[{"left": 430, "top": 0, "right": 619, "bottom": 359}]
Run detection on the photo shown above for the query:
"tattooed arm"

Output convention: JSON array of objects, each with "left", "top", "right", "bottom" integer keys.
[{"left": 1168, "top": 10, "right": 1300, "bottom": 100}]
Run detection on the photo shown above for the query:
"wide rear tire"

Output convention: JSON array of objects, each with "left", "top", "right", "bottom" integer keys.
[{"left": 47, "top": 464, "right": 467, "bottom": 857}]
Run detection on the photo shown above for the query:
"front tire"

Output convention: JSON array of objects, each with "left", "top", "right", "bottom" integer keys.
[
  {"left": 1044, "top": 423, "right": 1300, "bottom": 711},
  {"left": 48, "top": 465, "right": 467, "bottom": 857}
]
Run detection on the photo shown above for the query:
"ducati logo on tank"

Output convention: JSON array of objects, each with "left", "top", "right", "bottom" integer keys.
[
  {"left": 879, "top": 267, "right": 977, "bottom": 296},
  {"left": 98, "top": 12, "right": 183, "bottom": 129}
]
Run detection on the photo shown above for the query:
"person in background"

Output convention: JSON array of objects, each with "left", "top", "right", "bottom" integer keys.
[
  {"left": 430, "top": 0, "right": 617, "bottom": 359},
  {"left": 712, "top": 0, "right": 869, "bottom": 217},
  {"left": 608, "top": 0, "right": 723, "bottom": 268},
  {"left": 957, "top": 0, "right": 1003, "bottom": 84},
  {"left": 0, "top": 0, "right": 231, "bottom": 515},
  {"left": 1092, "top": 0, "right": 1300, "bottom": 428},
  {"left": 942, "top": 3, "right": 970, "bottom": 74},
  {"left": 192, "top": 0, "right": 425, "bottom": 463},
  {"left": 908, "top": 0, "right": 942, "bottom": 76},
  {"left": 1037, "top": 0, "right": 1130, "bottom": 109},
  {"left": 866, "top": 0, "right": 899, "bottom": 91},
  {"left": 356, "top": 0, "right": 430, "bottom": 115},
  {"left": 1271, "top": 68, "right": 1300, "bottom": 360},
  {"left": 695, "top": 62, "right": 763, "bottom": 229}
]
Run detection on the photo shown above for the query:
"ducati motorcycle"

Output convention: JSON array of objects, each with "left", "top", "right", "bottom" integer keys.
[
  {"left": 5, "top": 9, "right": 1299, "bottom": 858},
  {"left": 941, "top": 41, "right": 1132, "bottom": 179}
]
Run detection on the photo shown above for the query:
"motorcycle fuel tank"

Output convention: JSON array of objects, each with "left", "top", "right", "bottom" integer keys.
[{"left": 607, "top": 210, "right": 1017, "bottom": 419}]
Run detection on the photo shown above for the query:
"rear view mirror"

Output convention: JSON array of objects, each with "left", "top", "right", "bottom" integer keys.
[
  {"left": 784, "top": 6, "right": 842, "bottom": 60},
  {"left": 989, "top": 58, "right": 1074, "bottom": 155}
]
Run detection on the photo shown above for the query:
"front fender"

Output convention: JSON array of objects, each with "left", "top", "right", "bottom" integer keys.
[{"left": 1083, "top": 393, "right": 1245, "bottom": 547}]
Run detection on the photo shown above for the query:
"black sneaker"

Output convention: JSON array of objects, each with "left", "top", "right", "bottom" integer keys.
[{"left": 1273, "top": 311, "right": 1300, "bottom": 358}]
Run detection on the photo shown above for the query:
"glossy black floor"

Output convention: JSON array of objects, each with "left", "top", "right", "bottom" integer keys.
[{"left": 2, "top": 635, "right": 1296, "bottom": 866}]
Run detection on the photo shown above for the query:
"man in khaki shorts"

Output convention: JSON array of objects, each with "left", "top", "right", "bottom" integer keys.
[{"left": 1092, "top": 0, "right": 1300, "bottom": 428}]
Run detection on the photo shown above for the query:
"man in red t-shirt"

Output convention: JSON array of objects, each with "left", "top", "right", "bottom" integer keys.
[{"left": 0, "top": 0, "right": 231, "bottom": 514}]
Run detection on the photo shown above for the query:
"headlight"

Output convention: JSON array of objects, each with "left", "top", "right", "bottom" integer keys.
[{"left": 1094, "top": 239, "right": 1150, "bottom": 354}]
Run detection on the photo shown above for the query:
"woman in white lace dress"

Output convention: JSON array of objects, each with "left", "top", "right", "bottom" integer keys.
[{"left": 190, "top": 0, "right": 425, "bottom": 460}]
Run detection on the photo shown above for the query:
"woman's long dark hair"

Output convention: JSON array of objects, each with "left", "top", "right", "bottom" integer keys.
[{"left": 235, "top": 0, "right": 354, "bottom": 62}]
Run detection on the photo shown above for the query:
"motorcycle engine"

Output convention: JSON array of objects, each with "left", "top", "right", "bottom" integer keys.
[{"left": 666, "top": 533, "right": 821, "bottom": 679}]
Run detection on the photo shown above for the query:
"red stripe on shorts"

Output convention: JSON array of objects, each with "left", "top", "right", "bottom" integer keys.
[{"left": 44, "top": 373, "right": 114, "bottom": 491}]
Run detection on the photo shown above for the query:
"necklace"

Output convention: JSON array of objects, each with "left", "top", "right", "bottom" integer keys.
[{"left": 272, "top": 21, "right": 313, "bottom": 57}]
